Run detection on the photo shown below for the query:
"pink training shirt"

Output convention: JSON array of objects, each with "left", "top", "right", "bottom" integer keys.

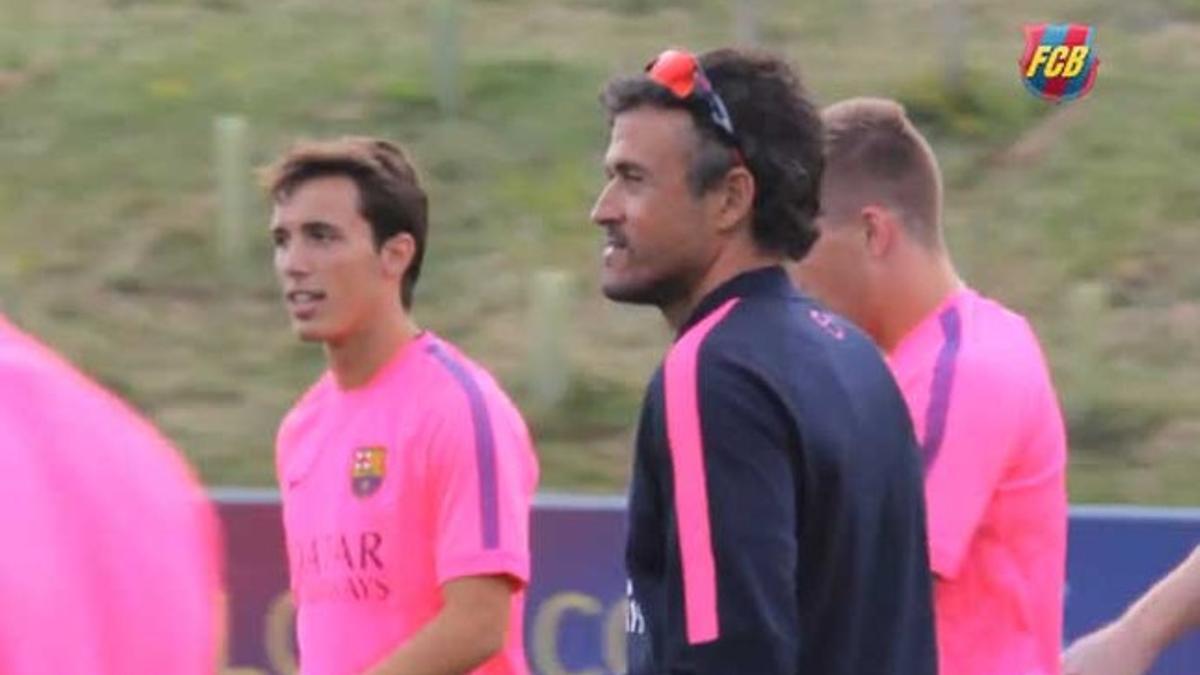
[
  {"left": 277, "top": 332, "right": 538, "bottom": 675},
  {"left": 887, "top": 288, "right": 1067, "bottom": 675},
  {"left": 0, "top": 314, "right": 222, "bottom": 674}
]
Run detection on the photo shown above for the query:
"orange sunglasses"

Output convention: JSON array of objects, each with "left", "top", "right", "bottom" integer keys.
[{"left": 645, "top": 49, "right": 738, "bottom": 146}]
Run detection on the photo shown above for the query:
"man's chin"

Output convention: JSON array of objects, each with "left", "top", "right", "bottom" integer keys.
[{"left": 601, "top": 281, "right": 660, "bottom": 306}]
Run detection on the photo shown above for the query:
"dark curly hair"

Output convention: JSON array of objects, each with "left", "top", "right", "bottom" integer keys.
[{"left": 600, "top": 47, "right": 823, "bottom": 259}]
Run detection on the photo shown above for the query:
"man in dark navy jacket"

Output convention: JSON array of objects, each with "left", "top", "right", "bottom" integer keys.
[{"left": 590, "top": 46, "right": 938, "bottom": 674}]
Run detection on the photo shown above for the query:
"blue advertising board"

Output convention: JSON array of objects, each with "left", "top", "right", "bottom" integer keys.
[
  {"left": 215, "top": 491, "right": 1199, "bottom": 674},
  {"left": 1065, "top": 506, "right": 1200, "bottom": 674}
]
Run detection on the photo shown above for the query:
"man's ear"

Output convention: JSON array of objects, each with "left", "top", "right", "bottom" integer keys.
[
  {"left": 859, "top": 205, "right": 901, "bottom": 258},
  {"left": 380, "top": 232, "right": 416, "bottom": 282},
  {"left": 712, "top": 165, "right": 756, "bottom": 234}
]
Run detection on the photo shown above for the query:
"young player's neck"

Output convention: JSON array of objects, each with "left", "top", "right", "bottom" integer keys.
[
  {"left": 326, "top": 309, "right": 420, "bottom": 390},
  {"left": 878, "top": 248, "right": 963, "bottom": 354}
]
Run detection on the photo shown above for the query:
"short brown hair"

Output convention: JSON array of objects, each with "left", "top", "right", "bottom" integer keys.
[
  {"left": 261, "top": 136, "right": 429, "bottom": 308},
  {"left": 821, "top": 98, "right": 943, "bottom": 247}
]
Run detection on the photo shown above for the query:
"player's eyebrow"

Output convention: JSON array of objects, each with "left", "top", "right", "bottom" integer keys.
[{"left": 605, "top": 159, "right": 648, "bottom": 179}]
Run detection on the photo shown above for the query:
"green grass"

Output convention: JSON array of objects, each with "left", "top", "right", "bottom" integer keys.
[{"left": 0, "top": 0, "right": 1197, "bottom": 503}]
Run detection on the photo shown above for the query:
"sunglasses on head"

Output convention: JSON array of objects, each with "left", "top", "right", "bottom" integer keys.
[{"left": 645, "top": 49, "right": 739, "bottom": 147}]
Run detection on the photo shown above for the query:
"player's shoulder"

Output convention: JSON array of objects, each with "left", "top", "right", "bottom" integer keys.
[
  {"left": 673, "top": 292, "right": 784, "bottom": 363},
  {"left": 413, "top": 336, "right": 535, "bottom": 470},
  {"left": 678, "top": 293, "right": 876, "bottom": 384},
  {"left": 668, "top": 303, "right": 748, "bottom": 383},
  {"left": 963, "top": 290, "right": 1042, "bottom": 348},
  {"left": 0, "top": 342, "right": 56, "bottom": 392},
  {"left": 959, "top": 291, "right": 1051, "bottom": 379},
  {"left": 0, "top": 321, "right": 68, "bottom": 386},
  {"left": 951, "top": 335, "right": 1051, "bottom": 413},
  {"left": 414, "top": 334, "right": 521, "bottom": 422},
  {"left": 955, "top": 316, "right": 1037, "bottom": 380},
  {"left": 952, "top": 295, "right": 1064, "bottom": 451},
  {"left": 678, "top": 312, "right": 791, "bottom": 412},
  {"left": 0, "top": 320, "right": 199, "bottom": 485},
  {"left": 705, "top": 293, "right": 881, "bottom": 375},
  {"left": 0, "top": 325, "right": 116, "bottom": 416},
  {"left": 0, "top": 341, "right": 74, "bottom": 450}
]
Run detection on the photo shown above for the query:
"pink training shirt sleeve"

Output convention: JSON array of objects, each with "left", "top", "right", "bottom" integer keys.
[
  {"left": 923, "top": 352, "right": 1026, "bottom": 578},
  {"left": 425, "top": 344, "right": 536, "bottom": 586}
]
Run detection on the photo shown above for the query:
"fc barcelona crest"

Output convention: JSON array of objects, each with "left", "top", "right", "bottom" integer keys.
[
  {"left": 351, "top": 446, "right": 387, "bottom": 498},
  {"left": 1019, "top": 23, "right": 1099, "bottom": 103}
]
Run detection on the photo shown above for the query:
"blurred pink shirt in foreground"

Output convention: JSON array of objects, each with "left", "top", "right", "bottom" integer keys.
[{"left": 0, "top": 314, "right": 223, "bottom": 675}]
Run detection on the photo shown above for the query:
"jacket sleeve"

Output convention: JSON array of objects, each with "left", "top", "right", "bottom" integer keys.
[{"left": 660, "top": 347, "right": 801, "bottom": 674}]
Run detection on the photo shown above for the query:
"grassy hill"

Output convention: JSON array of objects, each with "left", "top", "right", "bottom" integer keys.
[{"left": 1, "top": 0, "right": 1198, "bottom": 502}]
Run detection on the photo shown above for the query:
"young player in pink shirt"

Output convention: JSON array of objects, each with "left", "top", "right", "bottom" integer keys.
[
  {"left": 0, "top": 313, "right": 223, "bottom": 674},
  {"left": 793, "top": 98, "right": 1068, "bottom": 675},
  {"left": 262, "top": 137, "right": 539, "bottom": 675}
]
